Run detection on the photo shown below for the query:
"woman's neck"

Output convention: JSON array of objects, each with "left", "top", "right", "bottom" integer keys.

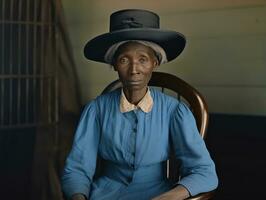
[{"left": 123, "top": 87, "right": 148, "bottom": 105}]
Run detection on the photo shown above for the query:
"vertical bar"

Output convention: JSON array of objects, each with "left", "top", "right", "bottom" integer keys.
[
  {"left": 33, "top": 0, "right": 37, "bottom": 123},
  {"left": 25, "top": 0, "right": 30, "bottom": 123},
  {"left": 161, "top": 87, "right": 165, "bottom": 93},
  {"left": 39, "top": 0, "right": 44, "bottom": 124},
  {"left": 47, "top": 0, "right": 52, "bottom": 124},
  {"left": 0, "top": 0, "right": 5, "bottom": 125},
  {"left": 1, "top": 0, "right": 4, "bottom": 70},
  {"left": 54, "top": 0, "right": 59, "bottom": 147},
  {"left": 166, "top": 160, "right": 170, "bottom": 178},
  {"left": 47, "top": 76, "right": 51, "bottom": 123},
  {"left": 9, "top": 0, "right": 14, "bottom": 125},
  {"left": 177, "top": 93, "right": 181, "bottom": 101},
  {"left": 17, "top": 0, "right": 22, "bottom": 124}
]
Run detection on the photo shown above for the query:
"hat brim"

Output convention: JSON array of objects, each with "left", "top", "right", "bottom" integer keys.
[{"left": 84, "top": 28, "right": 186, "bottom": 63}]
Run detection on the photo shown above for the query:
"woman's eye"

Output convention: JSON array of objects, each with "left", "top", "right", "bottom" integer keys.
[
  {"left": 139, "top": 57, "right": 148, "bottom": 63},
  {"left": 119, "top": 57, "right": 129, "bottom": 64}
]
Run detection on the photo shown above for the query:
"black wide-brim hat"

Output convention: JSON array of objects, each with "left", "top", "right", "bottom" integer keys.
[{"left": 84, "top": 9, "right": 186, "bottom": 63}]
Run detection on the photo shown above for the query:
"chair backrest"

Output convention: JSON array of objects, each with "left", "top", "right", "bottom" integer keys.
[
  {"left": 102, "top": 71, "right": 209, "bottom": 137},
  {"left": 102, "top": 71, "right": 209, "bottom": 181}
]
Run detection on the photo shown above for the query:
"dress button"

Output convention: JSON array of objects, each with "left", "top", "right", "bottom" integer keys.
[
  {"left": 135, "top": 119, "right": 138, "bottom": 123},
  {"left": 127, "top": 176, "right": 133, "bottom": 183},
  {"left": 128, "top": 163, "right": 134, "bottom": 169},
  {"left": 133, "top": 128, "right": 137, "bottom": 132}
]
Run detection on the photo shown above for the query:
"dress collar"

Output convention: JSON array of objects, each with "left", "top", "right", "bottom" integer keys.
[{"left": 120, "top": 88, "right": 153, "bottom": 113}]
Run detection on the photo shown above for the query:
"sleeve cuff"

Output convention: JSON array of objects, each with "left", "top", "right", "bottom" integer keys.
[
  {"left": 177, "top": 173, "right": 218, "bottom": 197},
  {"left": 62, "top": 181, "right": 90, "bottom": 200}
]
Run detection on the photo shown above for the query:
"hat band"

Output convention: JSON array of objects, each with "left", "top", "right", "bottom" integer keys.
[{"left": 111, "top": 18, "right": 144, "bottom": 31}]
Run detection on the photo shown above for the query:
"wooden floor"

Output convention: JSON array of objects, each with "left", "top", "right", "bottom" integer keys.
[{"left": 0, "top": 114, "right": 266, "bottom": 199}]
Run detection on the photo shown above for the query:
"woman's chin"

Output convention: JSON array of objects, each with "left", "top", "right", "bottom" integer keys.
[{"left": 124, "top": 84, "right": 146, "bottom": 91}]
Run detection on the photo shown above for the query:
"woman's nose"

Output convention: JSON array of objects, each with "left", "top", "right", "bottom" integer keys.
[{"left": 129, "top": 61, "right": 140, "bottom": 74}]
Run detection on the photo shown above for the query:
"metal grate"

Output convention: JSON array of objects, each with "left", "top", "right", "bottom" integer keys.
[{"left": 0, "top": 0, "right": 58, "bottom": 129}]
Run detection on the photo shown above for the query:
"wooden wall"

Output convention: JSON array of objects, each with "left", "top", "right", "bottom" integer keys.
[{"left": 62, "top": 0, "right": 266, "bottom": 115}]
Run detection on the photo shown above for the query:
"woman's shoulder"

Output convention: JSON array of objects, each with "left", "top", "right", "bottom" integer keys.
[
  {"left": 81, "top": 89, "right": 120, "bottom": 117},
  {"left": 150, "top": 87, "right": 179, "bottom": 105},
  {"left": 82, "top": 89, "right": 120, "bottom": 108},
  {"left": 150, "top": 87, "right": 192, "bottom": 115},
  {"left": 95, "top": 89, "right": 121, "bottom": 111},
  {"left": 94, "top": 88, "right": 120, "bottom": 102}
]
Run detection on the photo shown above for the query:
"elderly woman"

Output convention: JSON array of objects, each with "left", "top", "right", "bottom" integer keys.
[{"left": 61, "top": 9, "right": 218, "bottom": 200}]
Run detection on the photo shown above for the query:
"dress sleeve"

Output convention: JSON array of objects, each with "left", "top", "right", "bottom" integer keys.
[
  {"left": 170, "top": 102, "right": 218, "bottom": 196},
  {"left": 61, "top": 100, "right": 100, "bottom": 199}
]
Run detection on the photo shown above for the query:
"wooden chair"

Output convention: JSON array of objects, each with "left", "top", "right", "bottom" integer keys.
[{"left": 102, "top": 71, "right": 215, "bottom": 200}]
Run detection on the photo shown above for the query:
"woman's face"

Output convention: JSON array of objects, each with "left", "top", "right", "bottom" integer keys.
[{"left": 113, "top": 42, "right": 158, "bottom": 92}]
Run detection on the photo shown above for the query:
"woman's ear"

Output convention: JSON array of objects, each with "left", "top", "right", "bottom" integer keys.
[{"left": 153, "top": 59, "right": 159, "bottom": 68}]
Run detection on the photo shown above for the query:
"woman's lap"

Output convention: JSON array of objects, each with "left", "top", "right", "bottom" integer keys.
[{"left": 89, "top": 176, "right": 172, "bottom": 200}]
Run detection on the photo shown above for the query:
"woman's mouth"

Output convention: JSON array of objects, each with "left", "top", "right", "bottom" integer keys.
[{"left": 126, "top": 80, "right": 143, "bottom": 86}]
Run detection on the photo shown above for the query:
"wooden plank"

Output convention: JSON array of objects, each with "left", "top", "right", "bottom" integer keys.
[
  {"left": 62, "top": 0, "right": 266, "bottom": 23},
  {"left": 166, "top": 59, "right": 266, "bottom": 86},
  {"left": 198, "top": 86, "right": 266, "bottom": 115},
  {"left": 162, "top": 6, "right": 266, "bottom": 37}
]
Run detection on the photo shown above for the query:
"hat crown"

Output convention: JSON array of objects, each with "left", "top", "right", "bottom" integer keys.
[
  {"left": 110, "top": 9, "right": 159, "bottom": 32},
  {"left": 84, "top": 9, "right": 186, "bottom": 63}
]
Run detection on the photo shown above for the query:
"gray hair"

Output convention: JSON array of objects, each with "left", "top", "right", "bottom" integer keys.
[{"left": 104, "top": 40, "right": 168, "bottom": 65}]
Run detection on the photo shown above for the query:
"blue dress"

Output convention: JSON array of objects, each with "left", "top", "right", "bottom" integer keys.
[{"left": 61, "top": 88, "right": 218, "bottom": 200}]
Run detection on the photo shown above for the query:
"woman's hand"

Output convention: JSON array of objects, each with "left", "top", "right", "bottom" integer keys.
[
  {"left": 151, "top": 185, "right": 190, "bottom": 200},
  {"left": 71, "top": 193, "right": 87, "bottom": 200}
]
